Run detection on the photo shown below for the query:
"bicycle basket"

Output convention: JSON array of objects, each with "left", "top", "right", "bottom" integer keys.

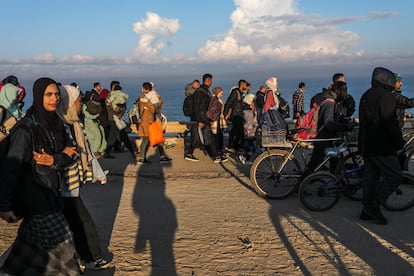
[{"left": 261, "top": 128, "right": 290, "bottom": 148}]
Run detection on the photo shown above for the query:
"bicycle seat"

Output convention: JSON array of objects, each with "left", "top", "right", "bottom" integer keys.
[{"left": 325, "top": 146, "right": 348, "bottom": 157}]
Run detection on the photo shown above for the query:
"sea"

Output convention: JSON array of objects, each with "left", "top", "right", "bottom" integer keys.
[{"left": 19, "top": 74, "right": 414, "bottom": 122}]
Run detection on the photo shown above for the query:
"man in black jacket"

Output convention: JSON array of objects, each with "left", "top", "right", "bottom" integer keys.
[
  {"left": 224, "top": 79, "right": 248, "bottom": 151},
  {"left": 359, "top": 67, "right": 405, "bottom": 225},
  {"left": 185, "top": 73, "right": 227, "bottom": 163},
  {"left": 305, "top": 81, "right": 352, "bottom": 175},
  {"left": 392, "top": 73, "right": 414, "bottom": 128}
]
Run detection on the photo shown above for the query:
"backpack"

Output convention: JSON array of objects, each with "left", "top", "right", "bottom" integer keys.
[
  {"left": 128, "top": 102, "right": 140, "bottom": 125},
  {"left": 206, "top": 96, "right": 222, "bottom": 121},
  {"left": 295, "top": 98, "right": 335, "bottom": 139},
  {"left": 277, "top": 95, "right": 290, "bottom": 119},
  {"left": 183, "top": 94, "right": 194, "bottom": 117},
  {"left": 0, "top": 117, "right": 36, "bottom": 173}
]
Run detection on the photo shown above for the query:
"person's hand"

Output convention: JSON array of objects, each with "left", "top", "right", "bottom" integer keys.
[
  {"left": 62, "top": 147, "right": 79, "bottom": 159},
  {"left": 0, "top": 211, "right": 19, "bottom": 223},
  {"left": 33, "top": 148, "right": 54, "bottom": 166}
]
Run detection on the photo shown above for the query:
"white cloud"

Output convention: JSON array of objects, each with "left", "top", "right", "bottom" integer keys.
[
  {"left": 196, "top": 0, "right": 361, "bottom": 62},
  {"left": 132, "top": 11, "right": 180, "bottom": 63}
]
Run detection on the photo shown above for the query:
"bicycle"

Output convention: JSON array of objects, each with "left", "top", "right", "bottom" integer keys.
[
  {"left": 299, "top": 153, "right": 414, "bottom": 212},
  {"left": 249, "top": 128, "right": 349, "bottom": 199}
]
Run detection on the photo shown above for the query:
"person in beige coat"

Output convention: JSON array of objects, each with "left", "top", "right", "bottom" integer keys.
[{"left": 137, "top": 82, "right": 171, "bottom": 164}]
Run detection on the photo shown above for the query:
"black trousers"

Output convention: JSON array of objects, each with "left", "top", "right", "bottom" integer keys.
[
  {"left": 63, "top": 197, "right": 102, "bottom": 262},
  {"left": 363, "top": 155, "right": 402, "bottom": 205},
  {"left": 140, "top": 136, "right": 166, "bottom": 160},
  {"left": 228, "top": 116, "right": 244, "bottom": 150}
]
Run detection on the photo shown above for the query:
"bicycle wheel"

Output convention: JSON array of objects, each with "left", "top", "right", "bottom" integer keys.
[
  {"left": 403, "top": 148, "right": 414, "bottom": 171},
  {"left": 250, "top": 149, "right": 302, "bottom": 199},
  {"left": 383, "top": 171, "right": 414, "bottom": 211},
  {"left": 334, "top": 152, "right": 364, "bottom": 201},
  {"left": 299, "top": 171, "right": 340, "bottom": 211}
]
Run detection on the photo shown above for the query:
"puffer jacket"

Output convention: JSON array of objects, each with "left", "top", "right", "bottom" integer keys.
[{"left": 358, "top": 67, "right": 404, "bottom": 156}]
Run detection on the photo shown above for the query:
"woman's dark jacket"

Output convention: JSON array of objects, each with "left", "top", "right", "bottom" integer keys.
[{"left": 0, "top": 117, "right": 74, "bottom": 217}]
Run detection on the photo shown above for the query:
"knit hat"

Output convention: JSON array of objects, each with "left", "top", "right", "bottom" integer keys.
[
  {"left": 394, "top": 73, "right": 402, "bottom": 82},
  {"left": 212, "top": 86, "right": 223, "bottom": 96},
  {"left": 266, "top": 77, "right": 278, "bottom": 90},
  {"left": 243, "top": 93, "right": 256, "bottom": 105}
]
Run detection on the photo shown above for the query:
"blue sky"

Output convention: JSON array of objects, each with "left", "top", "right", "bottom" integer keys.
[{"left": 1, "top": 0, "right": 413, "bottom": 81}]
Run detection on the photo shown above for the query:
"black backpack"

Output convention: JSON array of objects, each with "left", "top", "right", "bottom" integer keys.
[
  {"left": 182, "top": 94, "right": 194, "bottom": 117},
  {"left": 277, "top": 95, "right": 290, "bottom": 119},
  {"left": 0, "top": 117, "right": 38, "bottom": 171}
]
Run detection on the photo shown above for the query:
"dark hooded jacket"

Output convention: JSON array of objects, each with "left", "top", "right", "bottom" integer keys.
[
  {"left": 358, "top": 67, "right": 404, "bottom": 156},
  {"left": 316, "top": 85, "right": 351, "bottom": 138}
]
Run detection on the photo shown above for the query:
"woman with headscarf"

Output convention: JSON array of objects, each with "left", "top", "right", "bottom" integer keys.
[
  {"left": 0, "top": 77, "right": 81, "bottom": 275},
  {"left": 0, "top": 82, "right": 24, "bottom": 138},
  {"left": 55, "top": 84, "right": 110, "bottom": 270},
  {"left": 82, "top": 92, "right": 107, "bottom": 158}
]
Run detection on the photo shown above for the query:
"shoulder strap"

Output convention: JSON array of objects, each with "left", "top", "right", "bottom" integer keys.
[{"left": 0, "top": 106, "right": 7, "bottom": 125}]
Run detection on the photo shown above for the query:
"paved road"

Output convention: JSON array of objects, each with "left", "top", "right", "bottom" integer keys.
[{"left": 1, "top": 139, "right": 414, "bottom": 275}]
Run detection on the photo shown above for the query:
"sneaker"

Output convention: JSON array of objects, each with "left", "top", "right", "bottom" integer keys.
[
  {"left": 361, "top": 200, "right": 388, "bottom": 225},
  {"left": 84, "top": 258, "right": 111, "bottom": 270},
  {"left": 238, "top": 155, "right": 246, "bottom": 164},
  {"left": 138, "top": 159, "right": 151, "bottom": 164},
  {"left": 185, "top": 154, "right": 199, "bottom": 162},
  {"left": 244, "top": 160, "right": 253, "bottom": 165},
  {"left": 220, "top": 156, "right": 228, "bottom": 162},
  {"left": 214, "top": 156, "right": 228, "bottom": 163},
  {"left": 160, "top": 156, "right": 172, "bottom": 163}
]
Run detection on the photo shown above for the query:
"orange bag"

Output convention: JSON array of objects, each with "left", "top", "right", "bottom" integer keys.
[{"left": 148, "top": 119, "right": 165, "bottom": 147}]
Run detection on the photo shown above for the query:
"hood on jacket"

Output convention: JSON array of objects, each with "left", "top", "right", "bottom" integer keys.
[{"left": 371, "top": 67, "right": 395, "bottom": 90}]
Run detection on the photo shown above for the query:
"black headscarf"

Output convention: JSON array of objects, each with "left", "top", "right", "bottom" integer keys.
[{"left": 26, "top": 77, "right": 66, "bottom": 152}]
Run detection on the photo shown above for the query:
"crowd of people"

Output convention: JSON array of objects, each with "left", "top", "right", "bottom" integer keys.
[
  {"left": 0, "top": 67, "right": 411, "bottom": 274},
  {"left": 184, "top": 69, "right": 411, "bottom": 226},
  {"left": 0, "top": 74, "right": 180, "bottom": 274}
]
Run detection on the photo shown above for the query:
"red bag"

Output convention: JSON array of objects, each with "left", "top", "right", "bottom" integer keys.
[{"left": 148, "top": 120, "right": 165, "bottom": 147}]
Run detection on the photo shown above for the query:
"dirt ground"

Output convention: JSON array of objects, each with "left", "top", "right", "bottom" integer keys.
[{"left": 1, "top": 141, "right": 414, "bottom": 275}]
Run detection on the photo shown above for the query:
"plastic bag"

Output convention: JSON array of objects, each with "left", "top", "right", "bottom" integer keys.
[{"left": 148, "top": 119, "right": 165, "bottom": 147}]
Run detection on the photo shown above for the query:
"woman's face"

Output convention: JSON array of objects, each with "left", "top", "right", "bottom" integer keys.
[
  {"left": 74, "top": 95, "right": 82, "bottom": 114},
  {"left": 43, "top": 83, "right": 60, "bottom": 112}
]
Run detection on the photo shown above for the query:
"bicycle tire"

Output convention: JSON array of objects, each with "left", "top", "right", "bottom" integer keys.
[
  {"left": 250, "top": 149, "right": 302, "bottom": 199},
  {"left": 299, "top": 171, "right": 340, "bottom": 211},
  {"left": 383, "top": 171, "right": 414, "bottom": 211},
  {"left": 403, "top": 149, "right": 414, "bottom": 171},
  {"left": 334, "top": 152, "right": 364, "bottom": 201}
]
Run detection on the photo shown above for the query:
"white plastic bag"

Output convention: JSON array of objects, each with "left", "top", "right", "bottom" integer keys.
[{"left": 91, "top": 152, "right": 108, "bottom": 184}]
